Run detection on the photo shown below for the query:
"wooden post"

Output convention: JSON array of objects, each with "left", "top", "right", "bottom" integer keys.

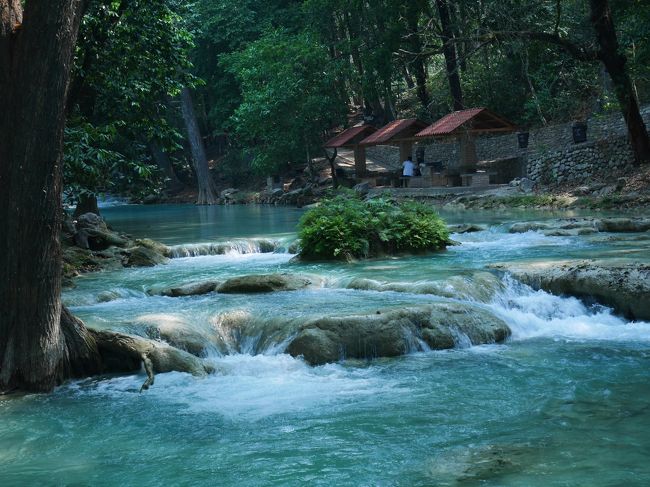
[
  {"left": 354, "top": 145, "right": 366, "bottom": 178},
  {"left": 399, "top": 141, "right": 413, "bottom": 163}
]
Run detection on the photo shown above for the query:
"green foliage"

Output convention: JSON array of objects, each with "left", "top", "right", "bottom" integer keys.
[
  {"left": 224, "top": 29, "right": 347, "bottom": 174},
  {"left": 64, "top": 120, "right": 123, "bottom": 202},
  {"left": 74, "top": 0, "right": 195, "bottom": 136},
  {"left": 63, "top": 119, "right": 161, "bottom": 204},
  {"left": 298, "top": 195, "right": 450, "bottom": 260},
  {"left": 65, "top": 0, "right": 195, "bottom": 200}
]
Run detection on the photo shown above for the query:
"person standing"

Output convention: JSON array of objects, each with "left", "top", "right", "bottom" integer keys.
[{"left": 402, "top": 155, "right": 415, "bottom": 187}]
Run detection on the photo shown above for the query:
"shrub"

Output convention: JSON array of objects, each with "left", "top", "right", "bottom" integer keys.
[{"left": 297, "top": 195, "right": 450, "bottom": 260}]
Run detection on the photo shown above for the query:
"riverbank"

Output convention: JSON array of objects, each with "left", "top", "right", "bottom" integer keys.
[{"left": 140, "top": 160, "right": 650, "bottom": 211}]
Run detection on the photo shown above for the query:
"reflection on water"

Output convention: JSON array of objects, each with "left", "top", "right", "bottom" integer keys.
[{"left": 102, "top": 204, "right": 304, "bottom": 244}]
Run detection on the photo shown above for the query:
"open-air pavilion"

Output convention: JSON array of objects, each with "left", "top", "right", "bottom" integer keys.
[
  {"left": 414, "top": 107, "right": 518, "bottom": 187},
  {"left": 322, "top": 108, "right": 518, "bottom": 188},
  {"left": 323, "top": 125, "right": 377, "bottom": 178},
  {"left": 358, "top": 118, "right": 429, "bottom": 165}
]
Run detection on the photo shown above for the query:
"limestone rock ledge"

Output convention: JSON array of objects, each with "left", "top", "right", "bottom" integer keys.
[{"left": 490, "top": 260, "right": 650, "bottom": 321}]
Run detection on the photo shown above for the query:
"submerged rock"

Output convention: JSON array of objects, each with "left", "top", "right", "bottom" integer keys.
[
  {"left": 217, "top": 273, "right": 317, "bottom": 293},
  {"left": 206, "top": 303, "right": 510, "bottom": 365},
  {"left": 132, "top": 313, "right": 218, "bottom": 357},
  {"left": 448, "top": 223, "right": 487, "bottom": 234},
  {"left": 123, "top": 245, "right": 169, "bottom": 267},
  {"left": 89, "top": 328, "right": 213, "bottom": 391},
  {"left": 159, "top": 280, "right": 220, "bottom": 297},
  {"left": 153, "top": 273, "right": 322, "bottom": 298},
  {"left": 490, "top": 260, "right": 650, "bottom": 321},
  {"left": 596, "top": 218, "right": 650, "bottom": 233},
  {"left": 508, "top": 222, "right": 552, "bottom": 233}
]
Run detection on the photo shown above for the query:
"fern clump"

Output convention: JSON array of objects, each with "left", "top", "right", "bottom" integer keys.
[{"left": 298, "top": 195, "right": 450, "bottom": 260}]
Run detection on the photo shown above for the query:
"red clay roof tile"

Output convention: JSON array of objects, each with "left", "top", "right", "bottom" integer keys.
[
  {"left": 323, "top": 125, "right": 377, "bottom": 148},
  {"left": 359, "top": 119, "right": 428, "bottom": 146},
  {"left": 416, "top": 108, "right": 517, "bottom": 137}
]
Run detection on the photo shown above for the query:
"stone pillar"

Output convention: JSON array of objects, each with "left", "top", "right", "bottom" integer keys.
[
  {"left": 354, "top": 145, "right": 366, "bottom": 177},
  {"left": 457, "top": 131, "right": 478, "bottom": 174}
]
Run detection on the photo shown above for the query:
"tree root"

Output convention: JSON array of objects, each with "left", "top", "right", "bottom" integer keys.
[
  {"left": 59, "top": 307, "right": 213, "bottom": 392},
  {"left": 88, "top": 328, "right": 214, "bottom": 392}
]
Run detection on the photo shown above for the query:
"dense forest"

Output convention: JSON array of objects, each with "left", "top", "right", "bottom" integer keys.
[{"left": 60, "top": 0, "right": 650, "bottom": 206}]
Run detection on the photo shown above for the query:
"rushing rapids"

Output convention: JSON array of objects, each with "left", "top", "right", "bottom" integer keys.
[{"left": 3, "top": 204, "right": 650, "bottom": 486}]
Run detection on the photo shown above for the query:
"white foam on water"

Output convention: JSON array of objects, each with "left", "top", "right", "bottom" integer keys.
[
  {"left": 167, "top": 250, "right": 294, "bottom": 267},
  {"left": 63, "top": 287, "right": 149, "bottom": 307},
  {"left": 451, "top": 229, "right": 574, "bottom": 251},
  {"left": 489, "top": 277, "right": 650, "bottom": 342},
  {"left": 72, "top": 354, "right": 404, "bottom": 421},
  {"left": 167, "top": 237, "right": 296, "bottom": 258}
]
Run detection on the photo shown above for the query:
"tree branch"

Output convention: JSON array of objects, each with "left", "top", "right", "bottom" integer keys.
[{"left": 465, "top": 31, "right": 599, "bottom": 62}]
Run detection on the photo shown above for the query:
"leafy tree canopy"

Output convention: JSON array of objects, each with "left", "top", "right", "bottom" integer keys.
[{"left": 224, "top": 29, "right": 347, "bottom": 174}]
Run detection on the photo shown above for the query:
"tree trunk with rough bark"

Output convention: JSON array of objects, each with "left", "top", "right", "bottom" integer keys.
[
  {"left": 436, "top": 0, "right": 464, "bottom": 111},
  {"left": 180, "top": 87, "right": 219, "bottom": 205},
  {"left": 324, "top": 148, "right": 339, "bottom": 189},
  {"left": 589, "top": 0, "right": 650, "bottom": 164},
  {"left": 0, "top": 0, "right": 93, "bottom": 392}
]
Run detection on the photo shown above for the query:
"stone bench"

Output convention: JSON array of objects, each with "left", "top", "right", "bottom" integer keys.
[{"left": 460, "top": 171, "right": 496, "bottom": 187}]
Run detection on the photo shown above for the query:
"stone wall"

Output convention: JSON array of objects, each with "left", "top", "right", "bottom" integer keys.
[
  {"left": 365, "top": 105, "right": 650, "bottom": 184},
  {"left": 526, "top": 135, "right": 635, "bottom": 185}
]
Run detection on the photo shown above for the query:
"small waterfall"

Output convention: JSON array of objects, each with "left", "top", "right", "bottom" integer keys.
[
  {"left": 64, "top": 287, "right": 149, "bottom": 307},
  {"left": 489, "top": 275, "right": 650, "bottom": 342},
  {"left": 168, "top": 238, "right": 286, "bottom": 258},
  {"left": 338, "top": 272, "right": 505, "bottom": 303},
  {"left": 401, "top": 326, "right": 432, "bottom": 353},
  {"left": 449, "top": 327, "right": 473, "bottom": 349}
]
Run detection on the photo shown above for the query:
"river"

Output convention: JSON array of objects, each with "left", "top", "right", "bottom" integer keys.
[{"left": 1, "top": 204, "right": 650, "bottom": 486}]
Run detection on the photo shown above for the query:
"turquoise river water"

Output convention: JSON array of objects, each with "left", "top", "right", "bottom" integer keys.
[{"left": 2, "top": 204, "right": 650, "bottom": 486}]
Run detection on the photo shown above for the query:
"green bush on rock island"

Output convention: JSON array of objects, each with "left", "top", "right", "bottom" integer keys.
[{"left": 298, "top": 195, "right": 451, "bottom": 260}]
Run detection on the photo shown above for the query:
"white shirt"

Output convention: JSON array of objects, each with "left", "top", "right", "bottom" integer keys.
[{"left": 402, "top": 160, "right": 415, "bottom": 176}]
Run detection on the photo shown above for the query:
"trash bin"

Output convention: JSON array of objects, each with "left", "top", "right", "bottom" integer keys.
[
  {"left": 572, "top": 122, "right": 587, "bottom": 144},
  {"left": 517, "top": 131, "right": 530, "bottom": 149}
]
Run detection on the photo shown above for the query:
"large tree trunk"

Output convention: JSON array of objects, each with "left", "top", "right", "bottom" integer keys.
[
  {"left": 436, "top": 0, "right": 464, "bottom": 111},
  {"left": 0, "top": 0, "right": 89, "bottom": 392},
  {"left": 589, "top": 0, "right": 650, "bottom": 164},
  {"left": 180, "top": 87, "right": 219, "bottom": 205}
]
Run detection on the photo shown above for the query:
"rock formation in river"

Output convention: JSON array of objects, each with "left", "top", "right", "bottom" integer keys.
[
  {"left": 507, "top": 217, "right": 650, "bottom": 236},
  {"left": 62, "top": 213, "right": 171, "bottom": 285},
  {"left": 490, "top": 260, "right": 650, "bottom": 321},
  {"left": 285, "top": 304, "right": 511, "bottom": 364},
  {"left": 153, "top": 273, "right": 324, "bottom": 297},
  {"left": 164, "top": 303, "right": 511, "bottom": 365}
]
